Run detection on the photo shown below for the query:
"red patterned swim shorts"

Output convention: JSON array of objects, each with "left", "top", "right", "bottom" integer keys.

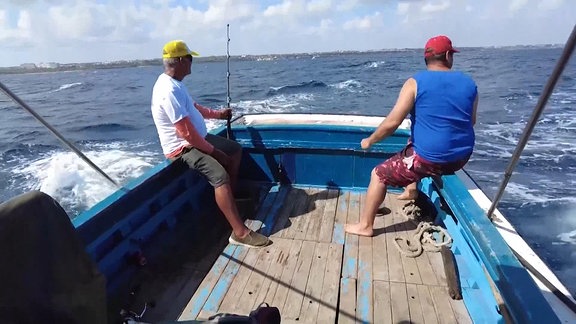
[{"left": 374, "top": 144, "right": 469, "bottom": 187}]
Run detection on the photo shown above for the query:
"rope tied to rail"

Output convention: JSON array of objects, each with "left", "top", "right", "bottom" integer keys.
[{"left": 394, "top": 221, "right": 452, "bottom": 258}]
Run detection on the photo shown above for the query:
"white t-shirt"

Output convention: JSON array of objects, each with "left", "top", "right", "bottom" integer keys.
[{"left": 151, "top": 73, "right": 208, "bottom": 155}]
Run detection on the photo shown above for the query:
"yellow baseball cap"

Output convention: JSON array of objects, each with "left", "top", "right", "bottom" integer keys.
[{"left": 162, "top": 40, "right": 200, "bottom": 58}]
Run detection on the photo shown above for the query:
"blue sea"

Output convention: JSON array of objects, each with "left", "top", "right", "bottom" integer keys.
[{"left": 0, "top": 47, "right": 575, "bottom": 296}]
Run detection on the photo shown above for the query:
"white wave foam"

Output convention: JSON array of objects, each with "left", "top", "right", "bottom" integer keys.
[
  {"left": 367, "top": 61, "right": 385, "bottom": 68},
  {"left": 11, "top": 148, "right": 157, "bottom": 215},
  {"left": 53, "top": 82, "right": 82, "bottom": 92},
  {"left": 233, "top": 93, "right": 314, "bottom": 114},
  {"left": 558, "top": 230, "right": 576, "bottom": 244},
  {"left": 504, "top": 182, "right": 576, "bottom": 205},
  {"left": 330, "top": 79, "right": 362, "bottom": 92},
  {"left": 554, "top": 205, "right": 576, "bottom": 245}
]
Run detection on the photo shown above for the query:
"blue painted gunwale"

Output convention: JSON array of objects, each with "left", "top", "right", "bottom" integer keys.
[{"left": 70, "top": 114, "right": 559, "bottom": 323}]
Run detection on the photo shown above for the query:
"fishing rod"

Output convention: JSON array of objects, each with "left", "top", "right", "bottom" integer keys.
[
  {"left": 487, "top": 24, "right": 576, "bottom": 221},
  {"left": 225, "top": 23, "right": 233, "bottom": 139},
  {"left": 0, "top": 81, "right": 125, "bottom": 191}
]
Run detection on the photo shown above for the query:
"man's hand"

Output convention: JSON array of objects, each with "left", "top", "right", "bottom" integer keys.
[
  {"left": 361, "top": 138, "right": 374, "bottom": 150},
  {"left": 211, "top": 148, "right": 231, "bottom": 167},
  {"left": 220, "top": 108, "right": 232, "bottom": 120}
]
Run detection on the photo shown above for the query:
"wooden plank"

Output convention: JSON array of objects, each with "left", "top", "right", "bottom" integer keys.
[
  {"left": 270, "top": 188, "right": 300, "bottom": 237},
  {"left": 178, "top": 244, "right": 238, "bottom": 320},
  {"left": 356, "top": 235, "right": 373, "bottom": 324},
  {"left": 371, "top": 191, "right": 389, "bottom": 281},
  {"left": 233, "top": 242, "right": 278, "bottom": 315},
  {"left": 251, "top": 238, "right": 292, "bottom": 311},
  {"left": 293, "top": 188, "right": 320, "bottom": 240},
  {"left": 317, "top": 243, "right": 343, "bottom": 323},
  {"left": 270, "top": 240, "right": 304, "bottom": 314},
  {"left": 283, "top": 240, "right": 316, "bottom": 320},
  {"left": 280, "top": 188, "right": 311, "bottom": 239},
  {"left": 391, "top": 196, "right": 423, "bottom": 285},
  {"left": 260, "top": 186, "right": 291, "bottom": 236},
  {"left": 415, "top": 251, "right": 441, "bottom": 286},
  {"left": 372, "top": 206, "right": 389, "bottom": 281},
  {"left": 429, "top": 285, "right": 458, "bottom": 324},
  {"left": 390, "top": 281, "right": 410, "bottom": 323},
  {"left": 426, "top": 251, "right": 448, "bottom": 286},
  {"left": 373, "top": 280, "right": 392, "bottom": 324},
  {"left": 298, "top": 242, "right": 330, "bottom": 323},
  {"left": 342, "top": 191, "right": 360, "bottom": 279},
  {"left": 332, "top": 191, "right": 350, "bottom": 244},
  {"left": 196, "top": 246, "right": 250, "bottom": 317},
  {"left": 247, "top": 185, "right": 281, "bottom": 232},
  {"left": 406, "top": 283, "right": 425, "bottom": 324},
  {"left": 216, "top": 247, "right": 262, "bottom": 315},
  {"left": 417, "top": 284, "right": 439, "bottom": 324},
  {"left": 338, "top": 278, "right": 357, "bottom": 324},
  {"left": 317, "top": 189, "right": 339, "bottom": 243},
  {"left": 305, "top": 190, "right": 328, "bottom": 241},
  {"left": 385, "top": 195, "right": 405, "bottom": 283},
  {"left": 449, "top": 298, "right": 472, "bottom": 324}
]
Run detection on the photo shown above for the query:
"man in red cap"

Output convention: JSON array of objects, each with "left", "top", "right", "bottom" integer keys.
[{"left": 346, "top": 35, "right": 478, "bottom": 237}]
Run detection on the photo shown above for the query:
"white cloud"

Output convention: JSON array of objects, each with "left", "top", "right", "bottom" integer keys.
[
  {"left": 510, "top": 0, "right": 529, "bottom": 12},
  {"left": 343, "top": 12, "right": 383, "bottom": 30},
  {"left": 307, "top": 0, "right": 333, "bottom": 13},
  {"left": 538, "top": 0, "right": 564, "bottom": 10},
  {"left": 421, "top": 1, "right": 451, "bottom": 13}
]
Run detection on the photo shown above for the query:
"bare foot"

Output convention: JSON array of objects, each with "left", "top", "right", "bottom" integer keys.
[
  {"left": 344, "top": 223, "right": 373, "bottom": 237},
  {"left": 397, "top": 189, "right": 418, "bottom": 200}
]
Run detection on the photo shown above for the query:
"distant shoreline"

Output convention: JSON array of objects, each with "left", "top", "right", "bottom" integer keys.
[{"left": 0, "top": 45, "right": 562, "bottom": 75}]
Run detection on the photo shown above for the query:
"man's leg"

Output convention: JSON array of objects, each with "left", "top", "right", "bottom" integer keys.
[
  {"left": 213, "top": 183, "right": 250, "bottom": 237},
  {"left": 228, "top": 148, "right": 242, "bottom": 190},
  {"left": 206, "top": 134, "right": 242, "bottom": 190},
  {"left": 397, "top": 182, "right": 418, "bottom": 200},
  {"left": 345, "top": 168, "right": 387, "bottom": 237},
  {"left": 180, "top": 147, "right": 269, "bottom": 247}
]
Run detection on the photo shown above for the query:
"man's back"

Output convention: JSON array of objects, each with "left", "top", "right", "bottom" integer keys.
[{"left": 411, "top": 70, "right": 477, "bottom": 163}]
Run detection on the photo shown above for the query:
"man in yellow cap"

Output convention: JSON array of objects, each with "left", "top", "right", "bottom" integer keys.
[{"left": 151, "top": 40, "right": 270, "bottom": 248}]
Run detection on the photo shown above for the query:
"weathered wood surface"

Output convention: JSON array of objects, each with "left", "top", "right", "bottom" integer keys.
[{"left": 176, "top": 186, "right": 471, "bottom": 323}]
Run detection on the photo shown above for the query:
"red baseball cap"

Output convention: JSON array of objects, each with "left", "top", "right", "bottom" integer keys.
[{"left": 424, "top": 35, "right": 459, "bottom": 58}]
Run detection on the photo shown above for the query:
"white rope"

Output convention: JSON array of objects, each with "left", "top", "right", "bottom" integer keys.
[{"left": 393, "top": 221, "right": 452, "bottom": 258}]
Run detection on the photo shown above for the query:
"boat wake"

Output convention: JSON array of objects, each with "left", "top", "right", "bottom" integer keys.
[{"left": 7, "top": 143, "right": 160, "bottom": 217}]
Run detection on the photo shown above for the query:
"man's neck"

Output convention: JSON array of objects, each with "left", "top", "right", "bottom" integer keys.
[
  {"left": 164, "top": 69, "right": 184, "bottom": 81},
  {"left": 427, "top": 62, "right": 451, "bottom": 71}
]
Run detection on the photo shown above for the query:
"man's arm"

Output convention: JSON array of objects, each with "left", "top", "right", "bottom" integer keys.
[
  {"left": 194, "top": 102, "right": 231, "bottom": 120},
  {"left": 362, "top": 78, "right": 416, "bottom": 149},
  {"left": 173, "top": 117, "right": 231, "bottom": 166},
  {"left": 174, "top": 117, "right": 214, "bottom": 154}
]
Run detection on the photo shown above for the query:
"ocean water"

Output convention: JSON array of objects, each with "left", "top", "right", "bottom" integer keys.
[{"left": 0, "top": 47, "right": 575, "bottom": 296}]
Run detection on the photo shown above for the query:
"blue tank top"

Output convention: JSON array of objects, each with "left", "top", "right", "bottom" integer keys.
[{"left": 411, "top": 71, "right": 477, "bottom": 163}]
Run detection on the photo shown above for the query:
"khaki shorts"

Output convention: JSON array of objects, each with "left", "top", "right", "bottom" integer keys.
[
  {"left": 375, "top": 143, "right": 469, "bottom": 187},
  {"left": 171, "top": 134, "right": 242, "bottom": 188}
]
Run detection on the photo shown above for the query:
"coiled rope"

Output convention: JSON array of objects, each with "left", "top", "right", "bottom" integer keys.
[
  {"left": 393, "top": 221, "right": 452, "bottom": 258},
  {"left": 393, "top": 198, "right": 452, "bottom": 258}
]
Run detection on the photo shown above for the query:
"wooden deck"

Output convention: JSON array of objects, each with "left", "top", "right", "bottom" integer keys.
[{"left": 178, "top": 186, "right": 472, "bottom": 323}]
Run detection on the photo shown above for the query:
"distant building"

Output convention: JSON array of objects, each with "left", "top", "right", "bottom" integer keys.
[
  {"left": 19, "top": 63, "right": 37, "bottom": 69},
  {"left": 37, "top": 62, "right": 60, "bottom": 69}
]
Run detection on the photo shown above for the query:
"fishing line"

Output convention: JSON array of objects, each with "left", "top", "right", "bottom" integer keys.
[{"left": 226, "top": 24, "right": 233, "bottom": 139}]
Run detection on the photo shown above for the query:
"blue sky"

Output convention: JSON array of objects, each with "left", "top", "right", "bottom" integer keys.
[{"left": 0, "top": 0, "right": 574, "bottom": 67}]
